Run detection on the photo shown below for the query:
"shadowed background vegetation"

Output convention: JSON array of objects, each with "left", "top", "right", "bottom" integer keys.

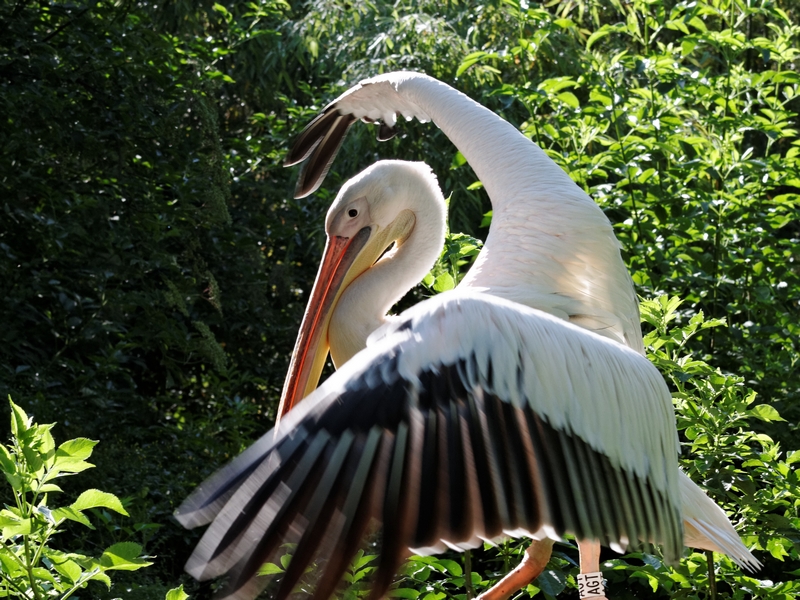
[{"left": 1, "top": 0, "right": 798, "bottom": 598}]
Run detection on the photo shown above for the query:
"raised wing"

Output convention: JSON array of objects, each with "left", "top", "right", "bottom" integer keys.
[
  {"left": 284, "top": 76, "right": 430, "bottom": 198},
  {"left": 176, "top": 293, "right": 681, "bottom": 600},
  {"left": 284, "top": 72, "right": 644, "bottom": 353}
]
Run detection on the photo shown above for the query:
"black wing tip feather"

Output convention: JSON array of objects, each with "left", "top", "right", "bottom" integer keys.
[
  {"left": 286, "top": 107, "right": 398, "bottom": 198},
  {"left": 377, "top": 121, "right": 397, "bottom": 141},
  {"left": 283, "top": 108, "right": 340, "bottom": 167},
  {"left": 292, "top": 113, "right": 356, "bottom": 199},
  {"left": 282, "top": 107, "right": 357, "bottom": 199},
  {"left": 174, "top": 433, "right": 288, "bottom": 530},
  {"left": 294, "top": 155, "right": 326, "bottom": 199}
]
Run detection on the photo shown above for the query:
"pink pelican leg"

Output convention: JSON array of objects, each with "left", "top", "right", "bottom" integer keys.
[
  {"left": 577, "top": 541, "right": 606, "bottom": 599},
  {"left": 477, "top": 539, "right": 554, "bottom": 600},
  {"left": 478, "top": 540, "right": 606, "bottom": 600}
]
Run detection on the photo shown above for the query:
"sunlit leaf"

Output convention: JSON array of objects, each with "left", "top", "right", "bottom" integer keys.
[
  {"left": 99, "top": 542, "right": 152, "bottom": 571},
  {"left": 166, "top": 584, "right": 190, "bottom": 600},
  {"left": 71, "top": 489, "right": 129, "bottom": 515},
  {"left": 258, "top": 562, "right": 284, "bottom": 575},
  {"left": 750, "top": 405, "right": 785, "bottom": 423}
]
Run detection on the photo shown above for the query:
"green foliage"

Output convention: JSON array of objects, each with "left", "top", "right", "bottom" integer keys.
[
  {"left": 165, "top": 584, "right": 190, "bottom": 600},
  {"left": 0, "top": 398, "right": 151, "bottom": 598},
  {"left": 458, "top": 0, "right": 800, "bottom": 438},
  {"left": 635, "top": 298, "right": 800, "bottom": 598},
  {"left": 2, "top": 0, "right": 799, "bottom": 597},
  {"left": 1, "top": 1, "right": 307, "bottom": 590},
  {"left": 422, "top": 232, "right": 484, "bottom": 293},
  {"left": 393, "top": 554, "right": 484, "bottom": 600}
]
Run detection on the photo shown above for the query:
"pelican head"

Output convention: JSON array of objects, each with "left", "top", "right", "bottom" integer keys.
[{"left": 277, "top": 160, "right": 446, "bottom": 422}]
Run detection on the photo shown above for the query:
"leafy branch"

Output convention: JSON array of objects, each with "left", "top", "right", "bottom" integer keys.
[{"left": 0, "top": 398, "right": 153, "bottom": 598}]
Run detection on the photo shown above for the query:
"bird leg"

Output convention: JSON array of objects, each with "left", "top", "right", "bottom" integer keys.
[
  {"left": 576, "top": 540, "right": 606, "bottom": 599},
  {"left": 476, "top": 538, "right": 554, "bottom": 600}
]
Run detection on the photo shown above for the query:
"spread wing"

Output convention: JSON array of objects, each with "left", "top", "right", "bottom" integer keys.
[{"left": 176, "top": 293, "right": 682, "bottom": 600}]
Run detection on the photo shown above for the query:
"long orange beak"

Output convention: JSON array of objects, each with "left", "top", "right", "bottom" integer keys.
[{"left": 276, "top": 226, "right": 371, "bottom": 425}]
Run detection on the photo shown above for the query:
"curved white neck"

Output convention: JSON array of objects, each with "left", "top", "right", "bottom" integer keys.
[
  {"left": 328, "top": 189, "right": 445, "bottom": 367},
  {"left": 377, "top": 73, "right": 643, "bottom": 352},
  {"left": 387, "top": 73, "right": 579, "bottom": 211}
]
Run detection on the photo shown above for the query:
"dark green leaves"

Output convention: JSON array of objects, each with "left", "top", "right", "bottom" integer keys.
[{"left": 2, "top": 0, "right": 798, "bottom": 597}]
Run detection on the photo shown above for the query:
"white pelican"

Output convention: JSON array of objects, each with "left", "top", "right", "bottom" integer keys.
[{"left": 176, "top": 72, "right": 758, "bottom": 600}]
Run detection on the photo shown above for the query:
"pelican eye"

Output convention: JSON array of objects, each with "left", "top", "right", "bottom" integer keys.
[{"left": 348, "top": 208, "right": 358, "bottom": 218}]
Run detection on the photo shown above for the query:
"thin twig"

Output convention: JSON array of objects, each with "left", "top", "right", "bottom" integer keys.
[
  {"left": 706, "top": 551, "right": 717, "bottom": 600},
  {"left": 464, "top": 549, "right": 474, "bottom": 599}
]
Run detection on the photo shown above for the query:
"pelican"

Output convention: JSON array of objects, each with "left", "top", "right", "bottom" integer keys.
[{"left": 176, "top": 72, "right": 758, "bottom": 600}]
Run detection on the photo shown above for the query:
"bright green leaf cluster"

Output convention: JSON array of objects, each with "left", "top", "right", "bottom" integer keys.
[
  {"left": 0, "top": 398, "right": 152, "bottom": 599},
  {"left": 422, "top": 232, "right": 484, "bottom": 293},
  {"left": 637, "top": 300, "right": 800, "bottom": 598}
]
